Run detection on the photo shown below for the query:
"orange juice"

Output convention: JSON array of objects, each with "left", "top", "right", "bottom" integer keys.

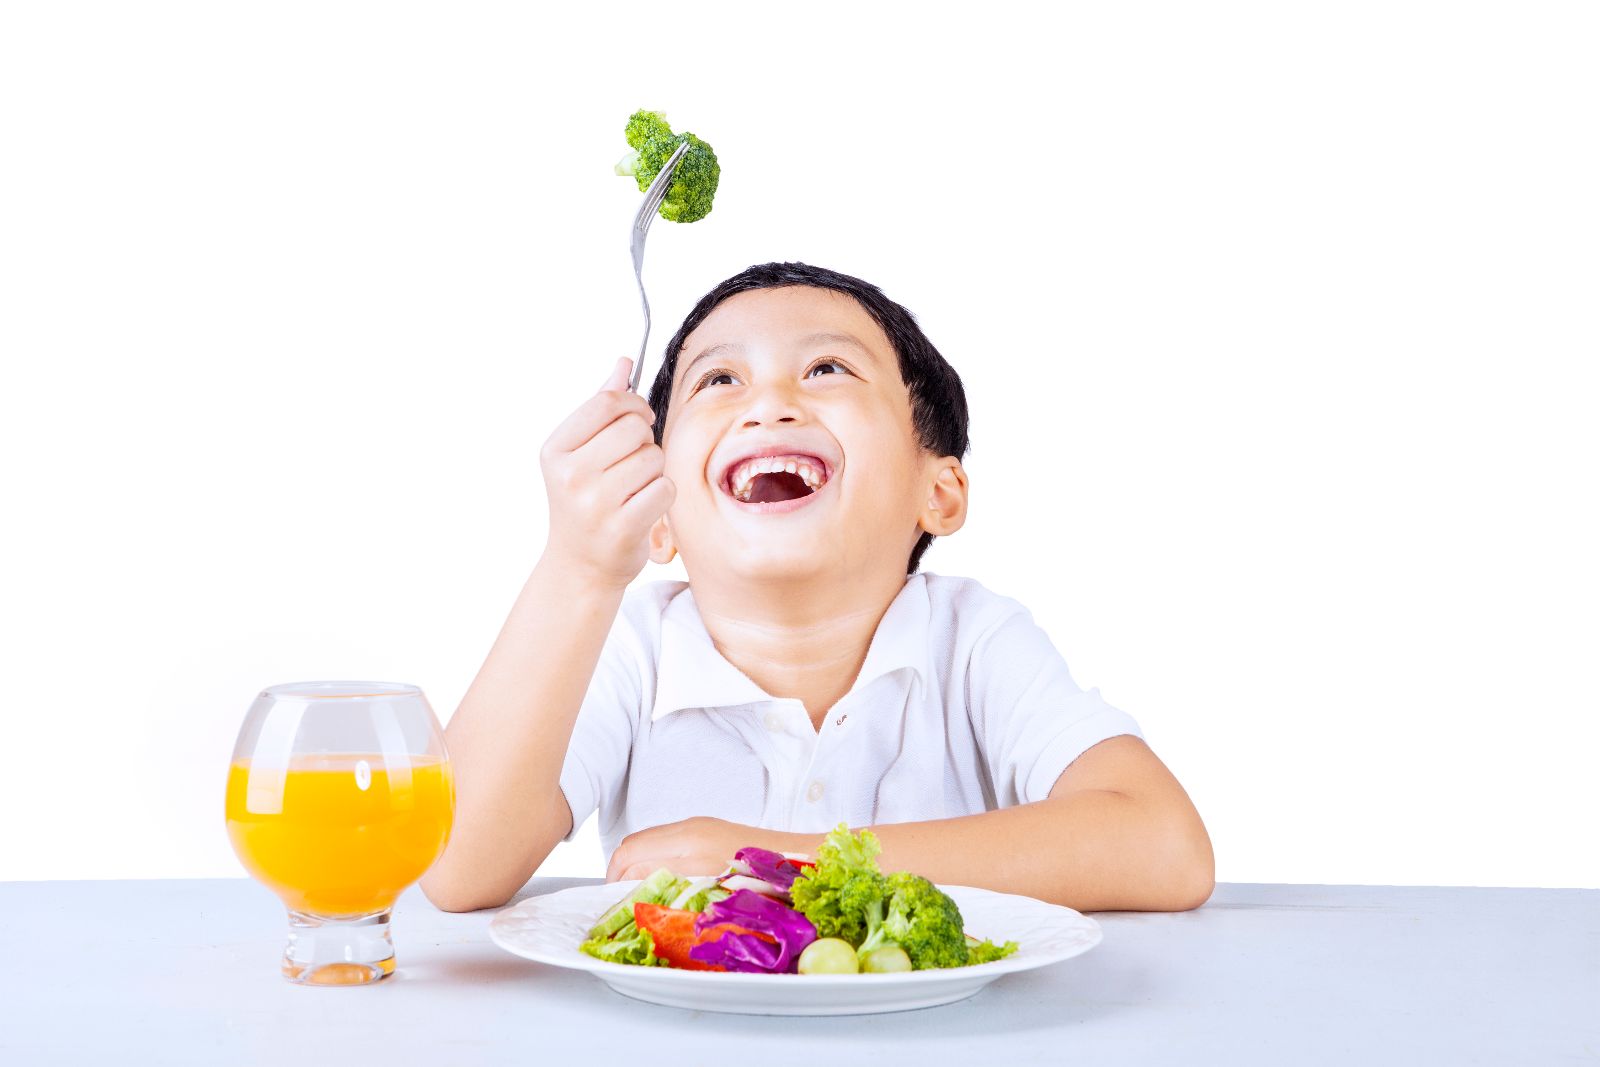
[{"left": 225, "top": 755, "right": 453, "bottom": 916}]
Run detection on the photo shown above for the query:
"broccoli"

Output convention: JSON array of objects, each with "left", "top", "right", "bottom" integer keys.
[
  {"left": 965, "top": 937, "right": 1020, "bottom": 966},
  {"left": 856, "top": 872, "right": 970, "bottom": 970},
  {"left": 790, "top": 824, "right": 889, "bottom": 946},
  {"left": 786, "top": 825, "right": 1022, "bottom": 969},
  {"left": 624, "top": 109, "right": 672, "bottom": 151},
  {"left": 614, "top": 109, "right": 721, "bottom": 224}
]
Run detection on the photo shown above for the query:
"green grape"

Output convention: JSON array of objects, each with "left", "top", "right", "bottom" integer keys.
[
  {"left": 861, "top": 945, "right": 913, "bottom": 973},
  {"left": 797, "top": 938, "right": 860, "bottom": 975}
]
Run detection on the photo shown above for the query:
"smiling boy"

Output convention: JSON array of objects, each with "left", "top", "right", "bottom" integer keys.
[{"left": 422, "top": 263, "right": 1214, "bottom": 913}]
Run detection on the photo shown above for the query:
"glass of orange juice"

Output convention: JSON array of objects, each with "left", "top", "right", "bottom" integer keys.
[{"left": 225, "top": 681, "right": 453, "bottom": 985}]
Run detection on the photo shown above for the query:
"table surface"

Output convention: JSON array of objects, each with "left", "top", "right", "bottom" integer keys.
[{"left": 1, "top": 878, "right": 1595, "bottom": 1065}]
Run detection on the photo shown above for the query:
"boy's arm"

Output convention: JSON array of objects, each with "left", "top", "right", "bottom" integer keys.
[
  {"left": 421, "top": 358, "right": 672, "bottom": 913},
  {"left": 863, "top": 735, "right": 1212, "bottom": 911},
  {"left": 419, "top": 562, "right": 625, "bottom": 913},
  {"left": 606, "top": 735, "right": 1214, "bottom": 912}
]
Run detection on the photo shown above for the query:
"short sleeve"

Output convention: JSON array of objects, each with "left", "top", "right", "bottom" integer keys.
[
  {"left": 966, "top": 604, "right": 1143, "bottom": 806},
  {"left": 556, "top": 621, "right": 645, "bottom": 842}
]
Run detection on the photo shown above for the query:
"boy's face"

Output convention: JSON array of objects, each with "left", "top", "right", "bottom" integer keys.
[{"left": 653, "top": 286, "right": 963, "bottom": 586}]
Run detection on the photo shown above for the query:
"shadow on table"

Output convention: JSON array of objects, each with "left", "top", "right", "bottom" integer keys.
[
  {"left": 410, "top": 953, "right": 572, "bottom": 988},
  {"left": 507, "top": 877, "right": 600, "bottom": 905}
]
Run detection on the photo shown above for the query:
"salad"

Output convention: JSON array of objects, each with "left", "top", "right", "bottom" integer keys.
[{"left": 579, "top": 825, "right": 1019, "bottom": 975}]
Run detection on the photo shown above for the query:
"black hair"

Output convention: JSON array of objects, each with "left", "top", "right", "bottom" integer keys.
[{"left": 648, "top": 262, "right": 969, "bottom": 575}]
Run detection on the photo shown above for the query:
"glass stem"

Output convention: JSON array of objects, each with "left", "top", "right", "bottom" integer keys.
[{"left": 282, "top": 908, "right": 395, "bottom": 985}]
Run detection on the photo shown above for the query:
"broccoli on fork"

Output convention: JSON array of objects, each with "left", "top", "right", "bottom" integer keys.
[
  {"left": 623, "top": 109, "right": 673, "bottom": 152},
  {"left": 615, "top": 109, "right": 720, "bottom": 223}
]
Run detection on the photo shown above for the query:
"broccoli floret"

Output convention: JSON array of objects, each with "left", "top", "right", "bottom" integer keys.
[
  {"left": 803, "top": 869, "right": 886, "bottom": 946},
  {"left": 856, "top": 872, "right": 970, "bottom": 970},
  {"left": 791, "top": 824, "right": 888, "bottom": 946},
  {"left": 655, "top": 133, "right": 718, "bottom": 223},
  {"left": 624, "top": 110, "right": 671, "bottom": 151},
  {"left": 791, "top": 826, "right": 1015, "bottom": 969},
  {"left": 613, "top": 110, "right": 674, "bottom": 180},
  {"left": 965, "top": 938, "right": 1020, "bottom": 965},
  {"left": 614, "top": 109, "right": 720, "bottom": 224}
]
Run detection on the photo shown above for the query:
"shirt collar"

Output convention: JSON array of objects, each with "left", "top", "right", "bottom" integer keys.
[{"left": 651, "top": 574, "right": 931, "bottom": 721}]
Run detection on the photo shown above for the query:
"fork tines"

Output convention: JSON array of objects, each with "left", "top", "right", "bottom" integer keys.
[{"left": 632, "top": 140, "right": 692, "bottom": 234}]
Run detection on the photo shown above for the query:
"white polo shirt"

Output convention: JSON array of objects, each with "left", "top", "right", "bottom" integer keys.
[{"left": 558, "top": 572, "right": 1143, "bottom": 862}]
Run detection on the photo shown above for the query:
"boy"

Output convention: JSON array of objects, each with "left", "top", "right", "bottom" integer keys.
[{"left": 422, "top": 263, "right": 1213, "bottom": 913}]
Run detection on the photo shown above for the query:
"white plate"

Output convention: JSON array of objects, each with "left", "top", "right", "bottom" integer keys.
[{"left": 488, "top": 880, "right": 1102, "bottom": 1016}]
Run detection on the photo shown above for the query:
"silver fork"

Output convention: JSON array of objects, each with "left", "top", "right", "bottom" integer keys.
[{"left": 627, "top": 139, "right": 692, "bottom": 393}]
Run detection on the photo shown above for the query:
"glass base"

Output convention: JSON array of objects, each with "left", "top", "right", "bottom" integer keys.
[{"left": 282, "top": 908, "right": 396, "bottom": 986}]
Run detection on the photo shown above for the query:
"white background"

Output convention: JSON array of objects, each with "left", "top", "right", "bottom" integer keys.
[{"left": 2, "top": 2, "right": 1595, "bottom": 889}]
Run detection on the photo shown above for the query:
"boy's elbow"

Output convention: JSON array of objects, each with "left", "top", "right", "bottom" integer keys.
[
  {"left": 1167, "top": 864, "right": 1215, "bottom": 912},
  {"left": 420, "top": 870, "right": 513, "bottom": 914},
  {"left": 1161, "top": 818, "right": 1216, "bottom": 911}
]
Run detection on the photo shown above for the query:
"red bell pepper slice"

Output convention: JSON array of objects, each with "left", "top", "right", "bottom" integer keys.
[
  {"left": 634, "top": 902, "right": 718, "bottom": 970},
  {"left": 633, "top": 903, "right": 777, "bottom": 972}
]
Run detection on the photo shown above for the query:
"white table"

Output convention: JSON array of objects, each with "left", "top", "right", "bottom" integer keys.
[{"left": 2, "top": 878, "right": 1594, "bottom": 1065}]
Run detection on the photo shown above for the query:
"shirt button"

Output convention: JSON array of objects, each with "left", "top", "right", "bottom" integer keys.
[
  {"left": 806, "top": 780, "right": 825, "bottom": 803},
  {"left": 763, "top": 712, "right": 784, "bottom": 733}
]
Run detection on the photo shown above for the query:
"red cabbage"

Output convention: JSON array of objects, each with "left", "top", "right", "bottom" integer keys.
[
  {"left": 733, "top": 847, "right": 807, "bottom": 893},
  {"left": 691, "top": 928, "right": 783, "bottom": 972},
  {"left": 690, "top": 889, "right": 818, "bottom": 973}
]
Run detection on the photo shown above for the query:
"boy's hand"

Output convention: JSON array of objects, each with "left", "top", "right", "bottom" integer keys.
[
  {"left": 606, "top": 817, "right": 816, "bottom": 881},
  {"left": 539, "top": 358, "right": 675, "bottom": 591}
]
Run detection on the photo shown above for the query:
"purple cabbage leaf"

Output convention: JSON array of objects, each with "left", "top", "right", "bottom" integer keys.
[
  {"left": 732, "top": 846, "right": 807, "bottom": 893},
  {"left": 689, "top": 888, "right": 818, "bottom": 973}
]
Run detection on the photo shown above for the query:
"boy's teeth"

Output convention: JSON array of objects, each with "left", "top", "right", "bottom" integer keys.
[{"left": 728, "top": 454, "right": 828, "bottom": 502}]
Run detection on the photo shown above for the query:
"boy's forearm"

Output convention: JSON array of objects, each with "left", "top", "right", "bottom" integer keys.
[
  {"left": 867, "top": 790, "right": 1213, "bottom": 912},
  {"left": 769, "top": 790, "right": 1213, "bottom": 913},
  {"left": 606, "top": 738, "right": 1212, "bottom": 912},
  {"left": 421, "top": 557, "right": 625, "bottom": 911}
]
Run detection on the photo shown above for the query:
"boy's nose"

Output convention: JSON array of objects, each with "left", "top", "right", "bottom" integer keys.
[{"left": 739, "top": 382, "right": 806, "bottom": 429}]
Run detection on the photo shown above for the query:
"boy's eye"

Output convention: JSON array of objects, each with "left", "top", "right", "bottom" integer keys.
[
  {"left": 806, "top": 360, "right": 852, "bottom": 378},
  {"left": 693, "top": 368, "right": 740, "bottom": 392}
]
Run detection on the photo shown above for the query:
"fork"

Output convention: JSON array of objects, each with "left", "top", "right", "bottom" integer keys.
[{"left": 627, "top": 139, "right": 693, "bottom": 393}]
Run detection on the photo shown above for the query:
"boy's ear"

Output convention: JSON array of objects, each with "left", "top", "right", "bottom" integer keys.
[
  {"left": 649, "top": 515, "right": 677, "bottom": 565},
  {"left": 918, "top": 459, "right": 968, "bottom": 537}
]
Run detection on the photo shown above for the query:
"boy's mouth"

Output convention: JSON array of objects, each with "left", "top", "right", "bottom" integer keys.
[{"left": 721, "top": 453, "right": 831, "bottom": 506}]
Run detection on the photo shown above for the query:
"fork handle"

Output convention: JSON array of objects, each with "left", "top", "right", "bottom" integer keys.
[{"left": 630, "top": 276, "right": 650, "bottom": 393}]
